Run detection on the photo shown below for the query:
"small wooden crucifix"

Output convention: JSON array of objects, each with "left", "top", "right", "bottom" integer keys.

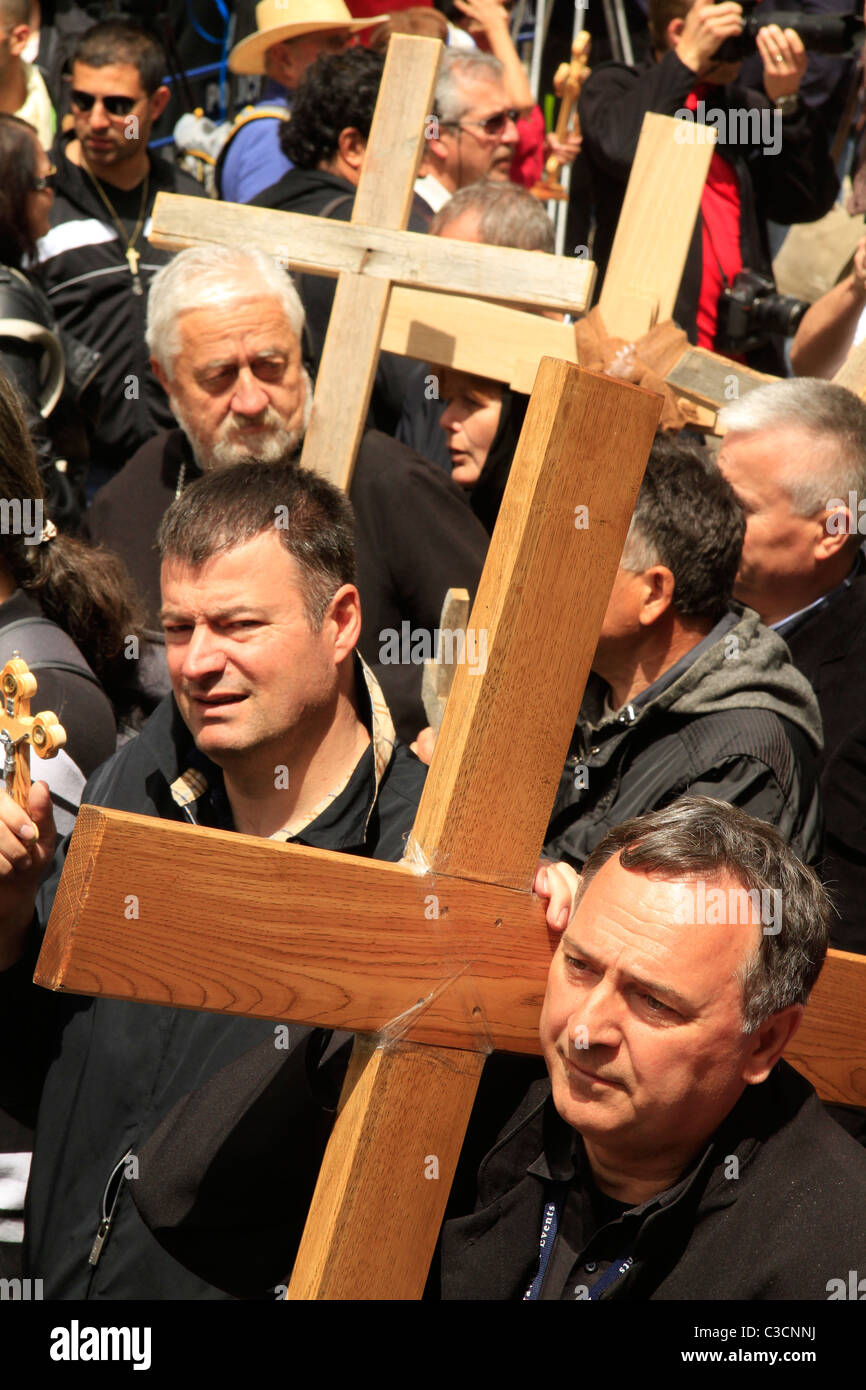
[{"left": 0, "top": 653, "right": 65, "bottom": 809}]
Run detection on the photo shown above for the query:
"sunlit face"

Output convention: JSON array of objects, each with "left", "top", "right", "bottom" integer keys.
[
  {"left": 265, "top": 29, "right": 352, "bottom": 89},
  {"left": 716, "top": 428, "right": 830, "bottom": 624},
  {"left": 26, "top": 140, "right": 54, "bottom": 242},
  {"left": 540, "top": 856, "right": 764, "bottom": 1163},
  {"left": 70, "top": 61, "right": 165, "bottom": 169},
  {"left": 161, "top": 530, "right": 345, "bottom": 767},
  {"left": 154, "top": 293, "right": 308, "bottom": 470},
  {"left": 439, "top": 370, "right": 502, "bottom": 488},
  {"left": 439, "top": 75, "right": 519, "bottom": 187}
]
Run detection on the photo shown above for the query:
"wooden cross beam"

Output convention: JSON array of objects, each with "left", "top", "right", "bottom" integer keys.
[
  {"left": 35, "top": 359, "right": 663, "bottom": 1299},
  {"left": 150, "top": 101, "right": 774, "bottom": 434}
]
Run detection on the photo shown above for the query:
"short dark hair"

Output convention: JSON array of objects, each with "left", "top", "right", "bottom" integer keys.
[
  {"left": 622, "top": 435, "right": 745, "bottom": 625},
  {"left": 0, "top": 115, "right": 40, "bottom": 266},
  {"left": 648, "top": 0, "right": 694, "bottom": 51},
  {"left": 281, "top": 47, "right": 384, "bottom": 168},
  {"left": 72, "top": 19, "right": 167, "bottom": 95},
  {"left": 577, "top": 797, "right": 830, "bottom": 1032},
  {"left": 156, "top": 461, "right": 357, "bottom": 629}
]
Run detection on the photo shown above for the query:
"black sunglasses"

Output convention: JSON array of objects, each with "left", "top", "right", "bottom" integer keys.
[
  {"left": 31, "top": 167, "right": 56, "bottom": 192},
  {"left": 443, "top": 107, "right": 520, "bottom": 138},
  {"left": 70, "top": 90, "right": 139, "bottom": 118}
]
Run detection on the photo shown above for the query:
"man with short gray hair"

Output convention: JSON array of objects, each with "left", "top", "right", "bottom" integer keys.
[
  {"left": 543, "top": 435, "right": 823, "bottom": 870},
  {"left": 717, "top": 378, "right": 866, "bottom": 953},
  {"left": 442, "top": 796, "right": 866, "bottom": 1300},
  {"left": 415, "top": 50, "right": 520, "bottom": 218}
]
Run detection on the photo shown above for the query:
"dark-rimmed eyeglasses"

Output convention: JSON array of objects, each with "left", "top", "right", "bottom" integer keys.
[
  {"left": 70, "top": 90, "right": 140, "bottom": 118},
  {"left": 31, "top": 166, "right": 56, "bottom": 192}
]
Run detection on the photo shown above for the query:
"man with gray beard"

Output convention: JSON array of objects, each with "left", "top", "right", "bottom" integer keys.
[{"left": 87, "top": 244, "right": 488, "bottom": 738}]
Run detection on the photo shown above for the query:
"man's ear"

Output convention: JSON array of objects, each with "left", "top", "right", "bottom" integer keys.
[
  {"left": 323, "top": 583, "right": 362, "bottom": 663},
  {"left": 666, "top": 16, "right": 686, "bottom": 50},
  {"left": 9, "top": 24, "right": 29, "bottom": 57},
  {"left": 815, "top": 506, "right": 858, "bottom": 564},
  {"left": 337, "top": 126, "right": 367, "bottom": 173},
  {"left": 149, "top": 84, "right": 171, "bottom": 123},
  {"left": 150, "top": 356, "right": 170, "bottom": 396},
  {"left": 741, "top": 1004, "right": 803, "bottom": 1085},
  {"left": 638, "top": 565, "right": 676, "bottom": 626}
]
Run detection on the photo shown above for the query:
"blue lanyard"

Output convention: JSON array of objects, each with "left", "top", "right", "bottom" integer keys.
[
  {"left": 524, "top": 1184, "right": 635, "bottom": 1301},
  {"left": 524, "top": 1184, "right": 567, "bottom": 1301}
]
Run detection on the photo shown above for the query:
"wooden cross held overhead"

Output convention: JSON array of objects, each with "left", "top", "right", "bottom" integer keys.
[
  {"left": 0, "top": 654, "right": 65, "bottom": 808},
  {"left": 37, "top": 358, "right": 663, "bottom": 1298},
  {"left": 31, "top": 36, "right": 866, "bottom": 1301}
]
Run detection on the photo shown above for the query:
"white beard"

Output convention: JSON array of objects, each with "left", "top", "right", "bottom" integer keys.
[{"left": 170, "top": 371, "right": 312, "bottom": 472}]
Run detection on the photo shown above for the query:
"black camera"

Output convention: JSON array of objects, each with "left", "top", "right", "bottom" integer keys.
[
  {"left": 715, "top": 269, "right": 809, "bottom": 353},
  {"left": 715, "top": 1, "right": 864, "bottom": 62}
]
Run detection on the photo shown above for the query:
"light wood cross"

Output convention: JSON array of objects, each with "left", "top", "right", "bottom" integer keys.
[
  {"left": 36, "top": 358, "right": 663, "bottom": 1298},
  {"left": 31, "top": 37, "right": 866, "bottom": 1303}
]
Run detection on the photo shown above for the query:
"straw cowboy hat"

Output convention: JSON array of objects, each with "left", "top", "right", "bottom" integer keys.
[{"left": 229, "top": 1, "right": 390, "bottom": 75}]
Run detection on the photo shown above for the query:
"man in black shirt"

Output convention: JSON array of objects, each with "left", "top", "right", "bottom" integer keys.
[
  {"left": 442, "top": 798, "right": 866, "bottom": 1300},
  {"left": 37, "top": 19, "right": 204, "bottom": 487}
]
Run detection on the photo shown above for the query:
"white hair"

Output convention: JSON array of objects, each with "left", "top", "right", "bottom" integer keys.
[
  {"left": 434, "top": 50, "right": 505, "bottom": 124},
  {"left": 146, "top": 245, "right": 306, "bottom": 370},
  {"left": 718, "top": 378, "right": 866, "bottom": 516}
]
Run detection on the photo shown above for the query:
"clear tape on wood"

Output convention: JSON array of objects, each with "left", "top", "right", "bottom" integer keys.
[{"left": 372, "top": 870, "right": 497, "bottom": 1055}]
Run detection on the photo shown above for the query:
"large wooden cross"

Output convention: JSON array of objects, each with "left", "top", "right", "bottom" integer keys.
[{"left": 32, "top": 37, "right": 866, "bottom": 1303}]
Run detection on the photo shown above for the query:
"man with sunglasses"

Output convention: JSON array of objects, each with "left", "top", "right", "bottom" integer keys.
[
  {"left": 415, "top": 51, "right": 520, "bottom": 219},
  {"left": 36, "top": 18, "right": 204, "bottom": 492}
]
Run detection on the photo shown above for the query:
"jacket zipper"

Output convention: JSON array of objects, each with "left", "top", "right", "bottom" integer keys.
[{"left": 88, "top": 1148, "right": 133, "bottom": 1268}]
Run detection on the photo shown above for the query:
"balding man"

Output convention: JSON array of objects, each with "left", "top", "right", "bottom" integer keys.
[{"left": 718, "top": 379, "right": 866, "bottom": 953}]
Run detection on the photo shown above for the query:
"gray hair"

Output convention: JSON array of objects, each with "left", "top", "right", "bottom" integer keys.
[
  {"left": 430, "top": 178, "right": 555, "bottom": 252},
  {"left": 576, "top": 797, "right": 829, "bottom": 1034},
  {"left": 718, "top": 378, "right": 866, "bottom": 517},
  {"left": 146, "top": 245, "right": 306, "bottom": 370},
  {"left": 434, "top": 50, "right": 505, "bottom": 124}
]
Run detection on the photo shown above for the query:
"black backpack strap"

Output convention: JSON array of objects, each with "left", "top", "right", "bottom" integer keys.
[{"left": 0, "top": 617, "right": 102, "bottom": 691}]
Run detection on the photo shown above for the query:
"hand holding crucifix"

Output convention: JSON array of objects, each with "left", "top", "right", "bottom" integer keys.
[{"left": 0, "top": 654, "right": 61, "bottom": 966}]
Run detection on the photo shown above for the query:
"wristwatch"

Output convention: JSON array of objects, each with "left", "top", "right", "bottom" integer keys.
[{"left": 774, "top": 94, "right": 800, "bottom": 119}]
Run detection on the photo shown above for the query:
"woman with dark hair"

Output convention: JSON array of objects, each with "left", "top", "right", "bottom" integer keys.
[
  {"left": 0, "top": 367, "right": 144, "bottom": 780},
  {"left": 0, "top": 113, "right": 99, "bottom": 527},
  {"left": 0, "top": 363, "right": 143, "bottom": 1282}
]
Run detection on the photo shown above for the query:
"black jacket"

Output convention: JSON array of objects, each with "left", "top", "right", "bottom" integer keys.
[
  {"left": 87, "top": 427, "right": 489, "bottom": 742},
  {"left": 544, "top": 608, "right": 823, "bottom": 868},
  {"left": 0, "top": 264, "right": 99, "bottom": 524},
  {"left": 0, "top": 674, "right": 426, "bottom": 1298},
  {"left": 781, "top": 564, "right": 866, "bottom": 952},
  {"left": 578, "top": 51, "right": 838, "bottom": 369},
  {"left": 36, "top": 134, "right": 205, "bottom": 474},
  {"left": 440, "top": 1059, "right": 866, "bottom": 1299},
  {"left": 251, "top": 166, "right": 426, "bottom": 435}
]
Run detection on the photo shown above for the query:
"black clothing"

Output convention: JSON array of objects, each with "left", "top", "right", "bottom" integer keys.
[
  {"left": 251, "top": 166, "right": 427, "bottom": 435},
  {"left": 37, "top": 134, "right": 205, "bottom": 476},
  {"left": 87, "top": 427, "right": 490, "bottom": 742},
  {"left": 544, "top": 607, "right": 823, "bottom": 868},
  {"left": 0, "top": 676, "right": 426, "bottom": 1299},
  {"left": 780, "top": 564, "right": 866, "bottom": 953},
  {"left": 440, "top": 1059, "right": 866, "bottom": 1299},
  {"left": 578, "top": 50, "right": 838, "bottom": 370},
  {"left": 0, "top": 263, "right": 99, "bottom": 526}
]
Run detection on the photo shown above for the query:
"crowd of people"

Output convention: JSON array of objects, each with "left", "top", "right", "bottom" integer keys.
[{"left": 0, "top": 0, "right": 865, "bottom": 1306}]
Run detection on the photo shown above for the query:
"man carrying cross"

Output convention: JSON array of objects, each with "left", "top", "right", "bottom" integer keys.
[{"left": 0, "top": 461, "right": 434, "bottom": 1298}]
